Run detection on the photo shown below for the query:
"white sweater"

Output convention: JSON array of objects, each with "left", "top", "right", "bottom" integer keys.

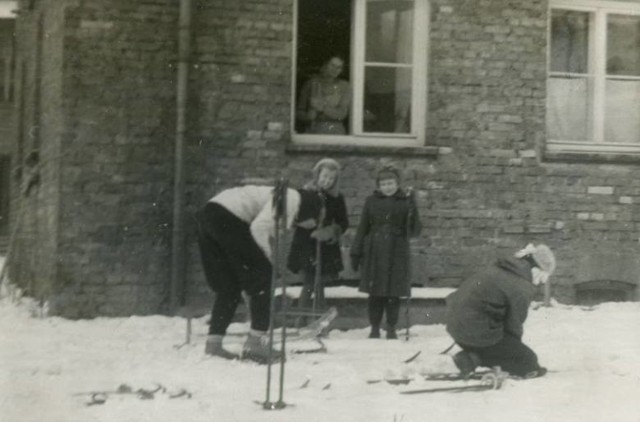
[{"left": 210, "top": 185, "right": 301, "bottom": 260}]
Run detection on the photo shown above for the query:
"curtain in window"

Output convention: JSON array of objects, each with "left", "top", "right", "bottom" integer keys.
[
  {"left": 548, "top": 10, "right": 591, "bottom": 141},
  {"left": 605, "top": 14, "right": 640, "bottom": 143},
  {"left": 363, "top": 0, "right": 414, "bottom": 134}
]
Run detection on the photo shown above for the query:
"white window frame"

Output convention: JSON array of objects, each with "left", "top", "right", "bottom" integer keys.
[
  {"left": 291, "top": 0, "right": 429, "bottom": 148},
  {"left": 547, "top": 0, "right": 640, "bottom": 154}
]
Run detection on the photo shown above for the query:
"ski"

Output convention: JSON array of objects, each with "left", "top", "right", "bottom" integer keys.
[
  {"left": 399, "top": 367, "right": 509, "bottom": 395},
  {"left": 74, "top": 383, "right": 191, "bottom": 406},
  {"left": 368, "top": 368, "right": 508, "bottom": 386}
]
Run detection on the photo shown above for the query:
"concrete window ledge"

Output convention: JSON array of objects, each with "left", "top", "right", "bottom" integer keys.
[{"left": 285, "top": 143, "right": 440, "bottom": 157}]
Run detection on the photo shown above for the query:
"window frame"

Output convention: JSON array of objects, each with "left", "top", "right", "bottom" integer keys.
[
  {"left": 290, "top": 0, "right": 430, "bottom": 148},
  {"left": 547, "top": 0, "right": 640, "bottom": 155}
]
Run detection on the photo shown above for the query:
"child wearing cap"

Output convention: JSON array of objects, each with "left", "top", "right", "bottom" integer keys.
[
  {"left": 445, "top": 243, "right": 556, "bottom": 378},
  {"left": 350, "top": 165, "right": 422, "bottom": 339},
  {"left": 287, "top": 158, "right": 349, "bottom": 314}
]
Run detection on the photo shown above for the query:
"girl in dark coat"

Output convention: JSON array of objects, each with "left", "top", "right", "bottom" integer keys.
[
  {"left": 445, "top": 243, "right": 556, "bottom": 378},
  {"left": 351, "top": 165, "right": 422, "bottom": 339},
  {"left": 287, "top": 158, "right": 349, "bottom": 312}
]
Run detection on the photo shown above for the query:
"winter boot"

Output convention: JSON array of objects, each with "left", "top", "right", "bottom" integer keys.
[
  {"left": 386, "top": 326, "right": 398, "bottom": 340},
  {"left": 242, "top": 330, "right": 284, "bottom": 364},
  {"left": 452, "top": 350, "right": 481, "bottom": 379},
  {"left": 204, "top": 335, "right": 239, "bottom": 360},
  {"left": 368, "top": 326, "right": 381, "bottom": 339},
  {"left": 524, "top": 366, "right": 547, "bottom": 379}
]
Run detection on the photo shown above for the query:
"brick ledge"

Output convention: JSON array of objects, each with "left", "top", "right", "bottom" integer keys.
[{"left": 285, "top": 143, "right": 439, "bottom": 157}]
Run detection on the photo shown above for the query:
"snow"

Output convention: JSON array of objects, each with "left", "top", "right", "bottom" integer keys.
[
  {"left": 276, "top": 285, "right": 456, "bottom": 299},
  {"left": 2, "top": 288, "right": 640, "bottom": 422}
]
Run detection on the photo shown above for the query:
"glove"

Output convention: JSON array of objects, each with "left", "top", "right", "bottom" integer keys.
[
  {"left": 311, "top": 225, "right": 337, "bottom": 243},
  {"left": 350, "top": 255, "right": 360, "bottom": 272}
]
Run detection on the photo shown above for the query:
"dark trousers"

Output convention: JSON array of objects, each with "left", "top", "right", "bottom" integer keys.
[
  {"left": 195, "top": 203, "right": 272, "bottom": 335},
  {"left": 461, "top": 334, "right": 542, "bottom": 377},
  {"left": 209, "top": 290, "right": 270, "bottom": 335},
  {"left": 368, "top": 296, "right": 401, "bottom": 328}
]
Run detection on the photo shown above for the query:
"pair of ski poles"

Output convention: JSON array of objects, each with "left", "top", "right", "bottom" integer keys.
[{"left": 263, "top": 178, "right": 289, "bottom": 410}]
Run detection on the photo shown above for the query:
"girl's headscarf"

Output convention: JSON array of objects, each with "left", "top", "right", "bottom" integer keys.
[{"left": 304, "top": 158, "right": 341, "bottom": 197}]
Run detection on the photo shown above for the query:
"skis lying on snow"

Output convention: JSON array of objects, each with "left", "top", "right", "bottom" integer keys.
[
  {"left": 74, "top": 383, "right": 192, "bottom": 406},
  {"left": 400, "top": 367, "right": 509, "bottom": 394},
  {"left": 368, "top": 367, "right": 510, "bottom": 393}
]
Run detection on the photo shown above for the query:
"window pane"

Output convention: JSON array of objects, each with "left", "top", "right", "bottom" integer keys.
[
  {"left": 605, "top": 80, "right": 640, "bottom": 143},
  {"left": 547, "top": 76, "right": 590, "bottom": 141},
  {"left": 550, "top": 10, "right": 590, "bottom": 73},
  {"left": 365, "top": 0, "right": 414, "bottom": 64},
  {"left": 363, "top": 67, "right": 412, "bottom": 134},
  {"left": 607, "top": 14, "right": 640, "bottom": 76}
]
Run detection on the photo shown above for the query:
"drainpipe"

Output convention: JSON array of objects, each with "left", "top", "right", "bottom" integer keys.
[{"left": 170, "top": 0, "right": 192, "bottom": 313}]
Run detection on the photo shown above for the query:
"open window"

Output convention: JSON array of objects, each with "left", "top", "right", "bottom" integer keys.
[
  {"left": 292, "top": 0, "right": 429, "bottom": 147},
  {"left": 547, "top": 0, "right": 640, "bottom": 154}
]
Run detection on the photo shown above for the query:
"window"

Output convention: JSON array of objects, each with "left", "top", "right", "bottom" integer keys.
[
  {"left": 547, "top": 0, "right": 640, "bottom": 154},
  {"left": 292, "top": 0, "right": 429, "bottom": 147},
  {"left": 0, "top": 2, "right": 16, "bottom": 103}
]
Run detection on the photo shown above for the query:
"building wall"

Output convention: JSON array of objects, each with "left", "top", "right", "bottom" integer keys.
[
  {"left": 12, "top": 0, "right": 640, "bottom": 316},
  {"left": 11, "top": 0, "right": 64, "bottom": 304},
  {"left": 13, "top": 0, "right": 178, "bottom": 317}
]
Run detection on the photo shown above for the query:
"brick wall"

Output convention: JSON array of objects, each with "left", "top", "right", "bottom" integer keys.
[
  {"left": 12, "top": 0, "right": 640, "bottom": 316},
  {"left": 185, "top": 0, "right": 640, "bottom": 305}
]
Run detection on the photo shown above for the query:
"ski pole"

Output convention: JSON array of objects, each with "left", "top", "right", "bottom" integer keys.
[
  {"left": 264, "top": 178, "right": 286, "bottom": 410},
  {"left": 276, "top": 180, "right": 289, "bottom": 409},
  {"left": 312, "top": 192, "right": 326, "bottom": 317},
  {"left": 405, "top": 187, "right": 414, "bottom": 341}
]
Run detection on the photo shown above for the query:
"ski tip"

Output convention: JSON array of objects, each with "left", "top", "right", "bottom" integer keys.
[{"left": 403, "top": 350, "right": 422, "bottom": 363}]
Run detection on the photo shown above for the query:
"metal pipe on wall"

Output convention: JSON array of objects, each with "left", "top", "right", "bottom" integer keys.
[{"left": 170, "top": 0, "right": 192, "bottom": 312}]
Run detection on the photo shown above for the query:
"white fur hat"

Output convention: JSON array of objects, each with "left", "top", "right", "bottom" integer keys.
[{"left": 514, "top": 243, "right": 556, "bottom": 275}]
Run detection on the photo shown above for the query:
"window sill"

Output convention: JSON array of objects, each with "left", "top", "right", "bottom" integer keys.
[
  {"left": 286, "top": 143, "right": 439, "bottom": 157},
  {"left": 545, "top": 141, "right": 640, "bottom": 164}
]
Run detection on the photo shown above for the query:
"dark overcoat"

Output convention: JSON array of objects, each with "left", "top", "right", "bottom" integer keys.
[
  {"left": 445, "top": 257, "right": 537, "bottom": 348},
  {"left": 351, "top": 189, "right": 422, "bottom": 297},
  {"left": 287, "top": 192, "right": 349, "bottom": 276}
]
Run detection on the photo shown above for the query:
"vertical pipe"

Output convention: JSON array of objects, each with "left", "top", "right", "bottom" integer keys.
[{"left": 170, "top": 0, "right": 192, "bottom": 312}]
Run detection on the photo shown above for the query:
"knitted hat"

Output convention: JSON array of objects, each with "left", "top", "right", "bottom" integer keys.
[
  {"left": 376, "top": 164, "right": 401, "bottom": 185},
  {"left": 306, "top": 158, "right": 341, "bottom": 196},
  {"left": 514, "top": 243, "right": 556, "bottom": 275}
]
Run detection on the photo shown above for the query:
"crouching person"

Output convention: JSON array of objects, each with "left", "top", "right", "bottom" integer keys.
[
  {"left": 445, "top": 243, "right": 556, "bottom": 379},
  {"left": 195, "top": 184, "right": 322, "bottom": 363}
]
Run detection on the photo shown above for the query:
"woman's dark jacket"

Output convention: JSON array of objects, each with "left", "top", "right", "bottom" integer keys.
[
  {"left": 351, "top": 189, "right": 421, "bottom": 297},
  {"left": 445, "top": 257, "right": 537, "bottom": 348},
  {"left": 287, "top": 191, "right": 349, "bottom": 276}
]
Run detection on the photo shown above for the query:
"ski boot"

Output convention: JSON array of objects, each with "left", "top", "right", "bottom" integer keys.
[
  {"left": 242, "top": 330, "right": 284, "bottom": 364},
  {"left": 524, "top": 366, "right": 547, "bottom": 379},
  {"left": 368, "top": 326, "right": 381, "bottom": 339},
  {"left": 386, "top": 326, "right": 398, "bottom": 340},
  {"left": 204, "top": 335, "right": 239, "bottom": 360},
  {"left": 452, "top": 350, "right": 481, "bottom": 379}
]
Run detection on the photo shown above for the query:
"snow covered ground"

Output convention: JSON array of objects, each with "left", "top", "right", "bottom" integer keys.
[{"left": 2, "top": 289, "right": 640, "bottom": 422}]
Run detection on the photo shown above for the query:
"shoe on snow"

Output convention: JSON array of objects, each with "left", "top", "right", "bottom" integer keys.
[
  {"left": 368, "top": 327, "right": 381, "bottom": 339},
  {"left": 452, "top": 351, "right": 480, "bottom": 379},
  {"left": 205, "top": 335, "right": 239, "bottom": 360},
  {"left": 242, "top": 332, "right": 284, "bottom": 364},
  {"left": 524, "top": 367, "right": 547, "bottom": 379},
  {"left": 386, "top": 329, "right": 398, "bottom": 340}
]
